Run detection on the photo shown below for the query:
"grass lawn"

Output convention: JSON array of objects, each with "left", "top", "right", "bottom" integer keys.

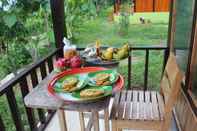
[{"left": 73, "top": 12, "right": 169, "bottom": 47}]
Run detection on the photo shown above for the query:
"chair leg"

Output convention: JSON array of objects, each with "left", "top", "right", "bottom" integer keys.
[
  {"left": 111, "top": 120, "right": 117, "bottom": 131},
  {"left": 92, "top": 111, "right": 99, "bottom": 131},
  {"left": 57, "top": 109, "right": 67, "bottom": 131},
  {"left": 104, "top": 109, "right": 110, "bottom": 131}
]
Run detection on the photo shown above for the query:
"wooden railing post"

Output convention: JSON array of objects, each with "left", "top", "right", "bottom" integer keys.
[
  {"left": 128, "top": 49, "right": 132, "bottom": 90},
  {"left": 47, "top": 56, "right": 54, "bottom": 73},
  {"left": 144, "top": 49, "right": 149, "bottom": 91},
  {"left": 20, "top": 77, "right": 36, "bottom": 131},
  {"left": 40, "top": 63, "right": 47, "bottom": 78},
  {"left": 0, "top": 116, "right": 5, "bottom": 131},
  {"left": 6, "top": 88, "right": 25, "bottom": 131},
  {"left": 30, "top": 70, "right": 46, "bottom": 123},
  {"left": 128, "top": 46, "right": 167, "bottom": 91}
]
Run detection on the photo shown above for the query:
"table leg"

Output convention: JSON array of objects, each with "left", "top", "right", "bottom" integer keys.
[
  {"left": 92, "top": 111, "right": 99, "bottom": 131},
  {"left": 79, "top": 112, "right": 85, "bottom": 131},
  {"left": 85, "top": 113, "right": 93, "bottom": 131},
  {"left": 57, "top": 109, "right": 67, "bottom": 131},
  {"left": 104, "top": 109, "right": 109, "bottom": 131}
]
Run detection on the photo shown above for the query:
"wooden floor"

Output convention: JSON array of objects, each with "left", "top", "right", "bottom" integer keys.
[{"left": 45, "top": 99, "right": 178, "bottom": 131}]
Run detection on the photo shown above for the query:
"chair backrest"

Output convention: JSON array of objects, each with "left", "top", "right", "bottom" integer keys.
[{"left": 160, "top": 52, "right": 183, "bottom": 113}]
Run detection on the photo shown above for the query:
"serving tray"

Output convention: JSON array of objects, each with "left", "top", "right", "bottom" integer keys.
[{"left": 48, "top": 67, "right": 124, "bottom": 103}]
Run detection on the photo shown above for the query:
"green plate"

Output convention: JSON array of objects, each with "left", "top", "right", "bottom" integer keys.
[
  {"left": 53, "top": 74, "right": 88, "bottom": 93},
  {"left": 88, "top": 69, "right": 118, "bottom": 86},
  {"left": 72, "top": 86, "right": 112, "bottom": 101}
]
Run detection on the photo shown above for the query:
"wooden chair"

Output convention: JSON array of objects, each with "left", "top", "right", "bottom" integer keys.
[{"left": 110, "top": 52, "right": 184, "bottom": 131}]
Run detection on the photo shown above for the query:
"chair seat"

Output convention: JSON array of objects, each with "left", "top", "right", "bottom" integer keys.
[{"left": 110, "top": 90, "right": 165, "bottom": 121}]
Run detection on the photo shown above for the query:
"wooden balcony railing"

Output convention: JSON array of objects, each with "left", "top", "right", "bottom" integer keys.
[
  {"left": 127, "top": 46, "right": 169, "bottom": 90},
  {"left": 0, "top": 48, "right": 62, "bottom": 131},
  {"left": 0, "top": 46, "right": 168, "bottom": 131}
]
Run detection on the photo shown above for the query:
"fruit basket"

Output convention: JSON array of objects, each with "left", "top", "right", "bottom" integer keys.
[
  {"left": 82, "top": 44, "right": 129, "bottom": 68},
  {"left": 84, "top": 58, "right": 119, "bottom": 68},
  {"left": 48, "top": 67, "right": 124, "bottom": 103}
]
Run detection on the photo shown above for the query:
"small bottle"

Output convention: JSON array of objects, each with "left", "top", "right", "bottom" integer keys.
[{"left": 63, "top": 38, "right": 77, "bottom": 59}]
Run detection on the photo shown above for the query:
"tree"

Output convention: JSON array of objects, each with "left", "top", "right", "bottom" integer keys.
[
  {"left": 0, "top": 42, "right": 32, "bottom": 79},
  {"left": 0, "top": 0, "right": 51, "bottom": 79}
]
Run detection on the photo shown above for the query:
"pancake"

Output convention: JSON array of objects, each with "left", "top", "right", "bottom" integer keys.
[
  {"left": 95, "top": 73, "right": 110, "bottom": 82},
  {"left": 63, "top": 77, "right": 78, "bottom": 90},
  {"left": 80, "top": 89, "right": 104, "bottom": 98}
]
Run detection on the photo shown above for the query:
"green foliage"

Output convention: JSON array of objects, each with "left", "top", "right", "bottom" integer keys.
[
  {"left": 0, "top": 12, "right": 27, "bottom": 42},
  {"left": 26, "top": 34, "right": 54, "bottom": 61},
  {"left": 3, "top": 14, "right": 17, "bottom": 28},
  {"left": 0, "top": 0, "right": 54, "bottom": 79},
  {"left": 64, "top": 0, "right": 99, "bottom": 39},
  {"left": 0, "top": 0, "right": 50, "bottom": 41},
  {"left": 0, "top": 43, "right": 32, "bottom": 78}
]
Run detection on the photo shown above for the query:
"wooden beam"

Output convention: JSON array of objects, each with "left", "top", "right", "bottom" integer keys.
[
  {"left": 167, "top": 0, "right": 176, "bottom": 51},
  {"left": 183, "top": 0, "right": 197, "bottom": 116},
  {"left": 187, "top": 0, "right": 197, "bottom": 89},
  {"left": 50, "top": 0, "right": 66, "bottom": 48}
]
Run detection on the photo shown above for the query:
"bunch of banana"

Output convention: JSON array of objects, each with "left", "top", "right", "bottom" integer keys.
[
  {"left": 101, "top": 47, "right": 113, "bottom": 60},
  {"left": 113, "top": 43, "right": 129, "bottom": 60},
  {"left": 101, "top": 43, "right": 129, "bottom": 61}
]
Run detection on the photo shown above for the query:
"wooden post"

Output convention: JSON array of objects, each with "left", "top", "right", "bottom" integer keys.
[
  {"left": 186, "top": 0, "right": 197, "bottom": 89},
  {"left": 165, "top": 0, "right": 175, "bottom": 68},
  {"left": 114, "top": 0, "right": 117, "bottom": 14},
  {"left": 114, "top": 0, "right": 121, "bottom": 14},
  {"left": 153, "top": 0, "right": 155, "bottom": 12},
  {"left": 50, "top": 0, "right": 66, "bottom": 48},
  {"left": 168, "top": 0, "right": 176, "bottom": 52}
]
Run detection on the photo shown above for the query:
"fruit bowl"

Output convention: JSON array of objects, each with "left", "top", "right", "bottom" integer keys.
[
  {"left": 82, "top": 44, "right": 129, "bottom": 68},
  {"left": 84, "top": 57, "right": 119, "bottom": 68}
]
